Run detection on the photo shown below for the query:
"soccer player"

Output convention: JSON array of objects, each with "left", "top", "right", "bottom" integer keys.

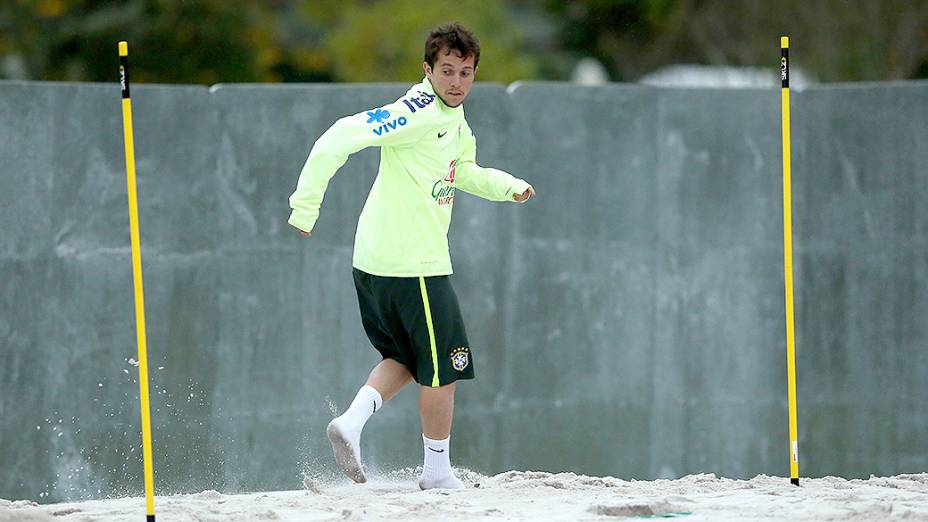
[{"left": 288, "top": 22, "right": 535, "bottom": 490}]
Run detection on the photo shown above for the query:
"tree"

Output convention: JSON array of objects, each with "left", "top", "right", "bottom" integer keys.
[
  {"left": 544, "top": 0, "right": 928, "bottom": 82},
  {"left": 299, "top": 0, "right": 539, "bottom": 83},
  {"left": 0, "top": 0, "right": 541, "bottom": 84},
  {"left": 0, "top": 0, "right": 282, "bottom": 84}
]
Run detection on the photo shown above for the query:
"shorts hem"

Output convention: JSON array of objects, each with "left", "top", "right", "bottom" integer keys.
[
  {"left": 414, "top": 374, "right": 475, "bottom": 387},
  {"left": 352, "top": 264, "right": 454, "bottom": 278}
]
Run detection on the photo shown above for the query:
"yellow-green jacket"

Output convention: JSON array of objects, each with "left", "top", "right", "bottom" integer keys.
[{"left": 288, "top": 78, "right": 530, "bottom": 276}]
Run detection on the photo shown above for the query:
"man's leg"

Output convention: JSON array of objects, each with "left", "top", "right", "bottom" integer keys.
[
  {"left": 418, "top": 382, "right": 464, "bottom": 489},
  {"left": 328, "top": 359, "right": 413, "bottom": 483},
  {"left": 367, "top": 358, "right": 414, "bottom": 402},
  {"left": 419, "top": 382, "right": 455, "bottom": 439}
]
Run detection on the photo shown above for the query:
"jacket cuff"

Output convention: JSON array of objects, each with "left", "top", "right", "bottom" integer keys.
[
  {"left": 288, "top": 211, "right": 316, "bottom": 234},
  {"left": 508, "top": 178, "right": 531, "bottom": 201}
]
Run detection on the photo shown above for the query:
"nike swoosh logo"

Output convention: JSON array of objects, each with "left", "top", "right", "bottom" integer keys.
[
  {"left": 428, "top": 447, "right": 445, "bottom": 453},
  {"left": 438, "top": 131, "right": 447, "bottom": 138}
]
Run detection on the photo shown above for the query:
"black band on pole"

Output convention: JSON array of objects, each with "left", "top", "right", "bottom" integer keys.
[
  {"left": 780, "top": 47, "right": 789, "bottom": 88},
  {"left": 147, "top": 515, "right": 156, "bottom": 522},
  {"left": 120, "top": 55, "right": 131, "bottom": 99},
  {"left": 790, "top": 477, "right": 799, "bottom": 486}
]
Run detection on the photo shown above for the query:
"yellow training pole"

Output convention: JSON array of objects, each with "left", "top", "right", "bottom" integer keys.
[
  {"left": 119, "top": 40, "right": 157, "bottom": 520},
  {"left": 780, "top": 36, "right": 800, "bottom": 487}
]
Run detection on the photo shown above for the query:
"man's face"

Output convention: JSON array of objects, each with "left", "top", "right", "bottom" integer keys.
[{"left": 423, "top": 49, "right": 476, "bottom": 108}]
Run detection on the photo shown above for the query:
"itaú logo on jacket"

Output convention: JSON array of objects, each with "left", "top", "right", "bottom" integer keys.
[
  {"left": 402, "top": 91, "right": 436, "bottom": 113},
  {"left": 432, "top": 159, "right": 458, "bottom": 206}
]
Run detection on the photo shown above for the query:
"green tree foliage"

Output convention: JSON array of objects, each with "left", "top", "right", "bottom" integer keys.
[
  {"left": 0, "top": 0, "right": 539, "bottom": 84},
  {"left": 1, "top": 0, "right": 925, "bottom": 84},
  {"left": 545, "top": 0, "right": 928, "bottom": 82},
  {"left": 300, "top": 0, "right": 538, "bottom": 83},
  {"left": 0, "top": 0, "right": 282, "bottom": 83}
]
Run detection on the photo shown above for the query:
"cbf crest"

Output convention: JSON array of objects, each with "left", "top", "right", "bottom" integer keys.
[{"left": 450, "top": 347, "right": 470, "bottom": 372}]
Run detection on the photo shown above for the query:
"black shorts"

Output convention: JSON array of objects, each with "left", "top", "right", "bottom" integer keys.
[{"left": 352, "top": 268, "right": 473, "bottom": 387}]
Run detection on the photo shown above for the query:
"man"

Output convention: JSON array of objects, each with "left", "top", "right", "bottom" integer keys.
[{"left": 288, "top": 22, "right": 535, "bottom": 490}]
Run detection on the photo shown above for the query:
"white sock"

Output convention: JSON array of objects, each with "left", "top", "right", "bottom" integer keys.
[
  {"left": 419, "top": 435, "right": 463, "bottom": 489},
  {"left": 327, "top": 385, "right": 383, "bottom": 483},
  {"left": 338, "top": 385, "right": 382, "bottom": 431},
  {"left": 332, "top": 385, "right": 382, "bottom": 451}
]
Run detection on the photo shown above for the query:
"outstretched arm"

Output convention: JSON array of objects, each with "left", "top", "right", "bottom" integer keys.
[
  {"left": 453, "top": 125, "right": 535, "bottom": 203},
  {"left": 288, "top": 98, "right": 430, "bottom": 235}
]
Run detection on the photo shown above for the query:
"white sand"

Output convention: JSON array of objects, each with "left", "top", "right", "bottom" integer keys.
[{"left": 2, "top": 470, "right": 927, "bottom": 521}]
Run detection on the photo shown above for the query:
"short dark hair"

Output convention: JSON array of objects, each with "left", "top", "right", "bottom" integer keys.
[{"left": 424, "top": 22, "right": 480, "bottom": 69}]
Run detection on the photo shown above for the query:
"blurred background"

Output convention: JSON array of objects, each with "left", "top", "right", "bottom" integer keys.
[{"left": 2, "top": 0, "right": 927, "bottom": 85}]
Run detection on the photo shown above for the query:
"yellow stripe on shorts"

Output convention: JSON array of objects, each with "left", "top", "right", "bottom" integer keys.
[{"left": 418, "top": 276, "right": 440, "bottom": 387}]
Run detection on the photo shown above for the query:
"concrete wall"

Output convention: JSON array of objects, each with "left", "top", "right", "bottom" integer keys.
[{"left": 1, "top": 79, "right": 925, "bottom": 502}]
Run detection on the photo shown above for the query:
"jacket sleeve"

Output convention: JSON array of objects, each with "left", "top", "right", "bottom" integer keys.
[
  {"left": 287, "top": 96, "right": 432, "bottom": 233},
  {"left": 453, "top": 125, "right": 530, "bottom": 202}
]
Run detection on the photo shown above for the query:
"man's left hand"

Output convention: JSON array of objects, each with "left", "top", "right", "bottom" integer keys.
[{"left": 513, "top": 185, "right": 535, "bottom": 203}]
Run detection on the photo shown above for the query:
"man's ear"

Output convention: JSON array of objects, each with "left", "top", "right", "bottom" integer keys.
[{"left": 423, "top": 61, "right": 431, "bottom": 76}]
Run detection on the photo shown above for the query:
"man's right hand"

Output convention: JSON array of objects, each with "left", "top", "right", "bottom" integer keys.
[{"left": 292, "top": 224, "right": 311, "bottom": 237}]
